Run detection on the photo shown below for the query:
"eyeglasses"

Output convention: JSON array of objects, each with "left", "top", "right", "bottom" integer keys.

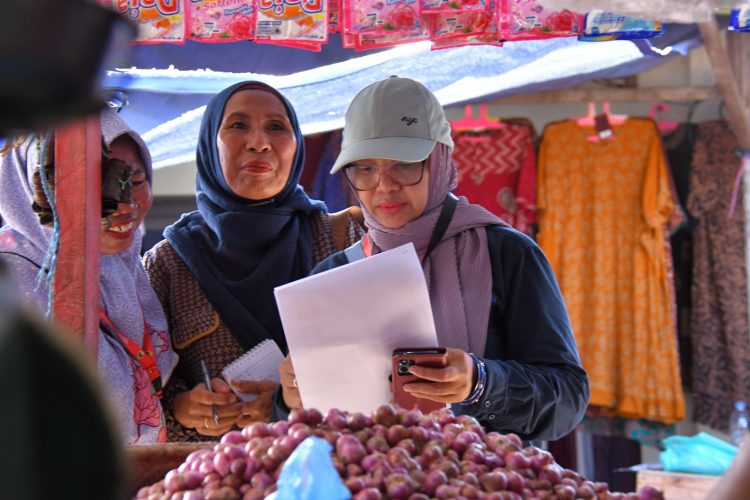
[{"left": 343, "top": 160, "right": 426, "bottom": 191}]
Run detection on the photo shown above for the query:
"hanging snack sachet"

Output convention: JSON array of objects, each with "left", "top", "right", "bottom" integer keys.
[
  {"left": 498, "top": 0, "right": 582, "bottom": 41},
  {"left": 579, "top": 10, "right": 663, "bottom": 41},
  {"left": 106, "top": 0, "right": 186, "bottom": 43},
  {"left": 345, "top": 0, "right": 423, "bottom": 36},
  {"left": 430, "top": 0, "right": 497, "bottom": 45},
  {"left": 729, "top": 7, "right": 750, "bottom": 32},
  {"left": 255, "top": 0, "right": 329, "bottom": 48},
  {"left": 187, "top": 0, "right": 255, "bottom": 42},
  {"left": 423, "top": 0, "right": 486, "bottom": 15}
]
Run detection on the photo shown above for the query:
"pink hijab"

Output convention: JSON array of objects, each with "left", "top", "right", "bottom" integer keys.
[{"left": 361, "top": 144, "right": 506, "bottom": 355}]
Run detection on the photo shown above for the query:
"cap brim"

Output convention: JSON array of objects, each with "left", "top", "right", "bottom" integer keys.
[{"left": 330, "top": 137, "right": 437, "bottom": 173}]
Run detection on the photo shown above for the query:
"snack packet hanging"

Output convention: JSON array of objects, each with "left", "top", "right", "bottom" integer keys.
[
  {"left": 329, "top": 0, "right": 342, "bottom": 32},
  {"left": 579, "top": 10, "right": 663, "bottom": 41},
  {"left": 345, "top": 0, "right": 423, "bottom": 36},
  {"left": 255, "top": 0, "right": 329, "bottom": 44},
  {"left": 256, "top": 39, "right": 324, "bottom": 50},
  {"left": 430, "top": 1, "right": 496, "bottom": 43},
  {"left": 729, "top": 7, "right": 750, "bottom": 32},
  {"left": 187, "top": 0, "right": 255, "bottom": 42},
  {"left": 431, "top": 34, "right": 502, "bottom": 50},
  {"left": 498, "top": 0, "right": 582, "bottom": 41},
  {"left": 354, "top": 21, "right": 429, "bottom": 50},
  {"left": 108, "top": 0, "right": 186, "bottom": 43},
  {"left": 422, "top": 0, "right": 486, "bottom": 15}
]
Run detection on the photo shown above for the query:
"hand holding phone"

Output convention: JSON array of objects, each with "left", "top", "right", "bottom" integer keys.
[{"left": 391, "top": 347, "right": 448, "bottom": 414}]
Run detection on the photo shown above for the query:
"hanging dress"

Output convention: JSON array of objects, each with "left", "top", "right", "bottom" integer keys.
[
  {"left": 538, "top": 118, "right": 684, "bottom": 424},
  {"left": 688, "top": 120, "right": 750, "bottom": 432}
]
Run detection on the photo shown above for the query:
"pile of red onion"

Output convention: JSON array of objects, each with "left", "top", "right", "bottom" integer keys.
[{"left": 136, "top": 405, "right": 664, "bottom": 499}]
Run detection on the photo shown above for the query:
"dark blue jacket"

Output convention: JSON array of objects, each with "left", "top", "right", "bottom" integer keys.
[{"left": 273, "top": 225, "right": 589, "bottom": 441}]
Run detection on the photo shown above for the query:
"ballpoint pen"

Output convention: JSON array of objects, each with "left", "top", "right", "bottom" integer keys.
[{"left": 201, "top": 359, "right": 220, "bottom": 425}]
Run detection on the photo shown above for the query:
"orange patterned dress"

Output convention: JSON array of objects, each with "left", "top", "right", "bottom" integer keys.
[{"left": 537, "top": 118, "right": 685, "bottom": 424}]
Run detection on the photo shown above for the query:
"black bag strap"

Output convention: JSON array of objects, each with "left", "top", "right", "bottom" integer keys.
[{"left": 423, "top": 193, "right": 458, "bottom": 261}]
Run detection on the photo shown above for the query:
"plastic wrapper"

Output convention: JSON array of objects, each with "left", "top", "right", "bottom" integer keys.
[
  {"left": 423, "top": 0, "right": 486, "bottom": 15},
  {"left": 187, "top": 0, "right": 255, "bottom": 42},
  {"left": 273, "top": 436, "right": 351, "bottom": 500},
  {"left": 106, "top": 0, "right": 185, "bottom": 43},
  {"left": 344, "top": 0, "right": 423, "bottom": 36},
  {"left": 353, "top": 23, "right": 429, "bottom": 49},
  {"left": 255, "top": 0, "right": 329, "bottom": 45},
  {"left": 729, "top": 7, "right": 750, "bottom": 32},
  {"left": 430, "top": 0, "right": 498, "bottom": 45},
  {"left": 579, "top": 10, "right": 663, "bottom": 41},
  {"left": 498, "top": 0, "right": 583, "bottom": 41},
  {"left": 537, "top": 0, "right": 729, "bottom": 24},
  {"left": 660, "top": 432, "right": 738, "bottom": 476}
]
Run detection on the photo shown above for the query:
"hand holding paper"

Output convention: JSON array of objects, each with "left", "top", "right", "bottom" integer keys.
[{"left": 274, "top": 243, "right": 439, "bottom": 414}]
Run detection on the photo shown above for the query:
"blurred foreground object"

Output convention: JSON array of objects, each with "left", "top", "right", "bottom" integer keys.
[
  {"left": 0, "top": 264, "right": 126, "bottom": 500},
  {"left": 0, "top": 0, "right": 135, "bottom": 136}
]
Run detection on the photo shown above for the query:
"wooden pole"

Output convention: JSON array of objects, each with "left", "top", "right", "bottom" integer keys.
[
  {"left": 698, "top": 16, "right": 750, "bottom": 150},
  {"left": 53, "top": 115, "right": 101, "bottom": 357}
]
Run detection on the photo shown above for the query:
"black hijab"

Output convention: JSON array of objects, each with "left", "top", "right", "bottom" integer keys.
[{"left": 164, "top": 81, "right": 326, "bottom": 351}]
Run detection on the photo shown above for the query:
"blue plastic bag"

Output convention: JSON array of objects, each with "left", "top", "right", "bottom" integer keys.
[
  {"left": 660, "top": 432, "right": 738, "bottom": 476},
  {"left": 272, "top": 436, "right": 351, "bottom": 500}
]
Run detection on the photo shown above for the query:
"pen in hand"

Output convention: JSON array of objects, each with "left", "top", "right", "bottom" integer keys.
[{"left": 201, "top": 359, "right": 220, "bottom": 425}]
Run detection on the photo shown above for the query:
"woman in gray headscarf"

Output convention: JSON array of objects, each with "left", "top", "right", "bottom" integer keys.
[
  {"left": 278, "top": 77, "right": 589, "bottom": 441},
  {"left": 0, "top": 109, "right": 178, "bottom": 445}
]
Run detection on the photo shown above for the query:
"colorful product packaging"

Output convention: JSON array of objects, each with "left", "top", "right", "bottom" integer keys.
[
  {"left": 498, "top": 0, "right": 582, "bottom": 41},
  {"left": 328, "top": 0, "right": 342, "bottom": 32},
  {"left": 430, "top": 0, "right": 497, "bottom": 44},
  {"left": 345, "top": 0, "right": 423, "bottom": 36},
  {"left": 353, "top": 22, "right": 429, "bottom": 49},
  {"left": 729, "top": 7, "right": 750, "bottom": 32},
  {"left": 579, "top": 10, "right": 663, "bottom": 41},
  {"left": 422, "top": 0, "right": 486, "bottom": 15},
  {"left": 255, "top": 0, "right": 329, "bottom": 46},
  {"left": 108, "top": 0, "right": 186, "bottom": 43},
  {"left": 186, "top": 0, "right": 255, "bottom": 42},
  {"left": 431, "top": 34, "right": 502, "bottom": 49}
]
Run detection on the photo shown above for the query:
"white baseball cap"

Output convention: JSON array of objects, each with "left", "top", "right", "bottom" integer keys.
[{"left": 330, "top": 76, "right": 454, "bottom": 173}]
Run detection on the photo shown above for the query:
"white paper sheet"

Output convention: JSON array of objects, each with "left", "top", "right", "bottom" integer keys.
[{"left": 274, "top": 243, "right": 438, "bottom": 414}]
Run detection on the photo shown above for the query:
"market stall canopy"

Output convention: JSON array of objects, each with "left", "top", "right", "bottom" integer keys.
[{"left": 105, "top": 25, "right": 701, "bottom": 169}]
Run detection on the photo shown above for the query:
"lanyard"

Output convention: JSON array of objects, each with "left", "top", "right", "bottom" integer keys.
[{"left": 98, "top": 307, "right": 163, "bottom": 398}]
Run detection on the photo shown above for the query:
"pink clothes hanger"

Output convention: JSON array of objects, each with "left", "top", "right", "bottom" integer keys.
[
  {"left": 451, "top": 103, "right": 505, "bottom": 134},
  {"left": 648, "top": 102, "right": 678, "bottom": 134},
  {"left": 574, "top": 101, "right": 627, "bottom": 142}
]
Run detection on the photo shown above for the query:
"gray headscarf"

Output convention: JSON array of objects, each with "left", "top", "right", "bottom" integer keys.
[
  {"left": 361, "top": 144, "right": 506, "bottom": 356},
  {"left": 0, "top": 109, "right": 177, "bottom": 445}
]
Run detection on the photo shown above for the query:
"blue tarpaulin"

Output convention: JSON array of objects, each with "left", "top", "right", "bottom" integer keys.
[{"left": 105, "top": 26, "right": 701, "bottom": 168}]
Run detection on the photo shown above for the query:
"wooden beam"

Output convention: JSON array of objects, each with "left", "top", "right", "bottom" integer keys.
[
  {"left": 53, "top": 116, "right": 101, "bottom": 357},
  {"left": 698, "top": 17, "right": 750, "bottom": 150},
  {"left": 486, "top": 86, "right": 719, "bottom": 105}
]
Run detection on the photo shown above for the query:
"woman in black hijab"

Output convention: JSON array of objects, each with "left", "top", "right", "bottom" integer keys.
[{"left": 144, "top": 81, "right": 363, "bottom": 440}]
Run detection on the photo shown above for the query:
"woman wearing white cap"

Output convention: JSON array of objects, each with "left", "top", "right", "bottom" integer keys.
[{"left": 276, "top": 77, "right": 589, "bottom": 440}]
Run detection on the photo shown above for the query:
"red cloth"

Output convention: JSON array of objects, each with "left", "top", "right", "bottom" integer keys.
[{"left": 452, "top": 123, "right": 537, "bottom": 234}]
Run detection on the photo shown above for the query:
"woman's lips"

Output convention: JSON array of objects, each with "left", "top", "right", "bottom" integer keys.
[
  {"left": 242, "top": 162, "right": 272, "bottom": 173},
  {"left": 378, "top": 201, "right": 406, "bottom": 215},
  {"left": 104, "top": 221, "right": 136, "bottom": 239}
]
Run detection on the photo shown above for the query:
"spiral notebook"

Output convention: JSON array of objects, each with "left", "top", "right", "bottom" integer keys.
[{"left": 221, "top": 339, "right": 284, "bottom": 402}]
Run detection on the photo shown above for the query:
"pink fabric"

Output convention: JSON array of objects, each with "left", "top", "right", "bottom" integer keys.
[{"left": 361, "top": 144, "right": 507, "bottom": 355}]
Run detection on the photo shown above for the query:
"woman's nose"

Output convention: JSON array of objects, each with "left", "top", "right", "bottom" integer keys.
[
  {"left": 245, "top": 130, "right": 271, "bottom": 152},
  {"left": 375, "top": 168, "right": 400, "bottom": 192},
  {"left": 112, "top": 201, "right": 137, "bottom": 216}
]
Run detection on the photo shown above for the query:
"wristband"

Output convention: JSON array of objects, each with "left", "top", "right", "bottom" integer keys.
[{"left": 459, "top": 352, "right": 486, "bottom": 405}]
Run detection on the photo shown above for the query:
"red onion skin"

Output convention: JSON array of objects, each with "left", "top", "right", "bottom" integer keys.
[{"left": 352, "top": 487, "right": 383, "bottom": 500}]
